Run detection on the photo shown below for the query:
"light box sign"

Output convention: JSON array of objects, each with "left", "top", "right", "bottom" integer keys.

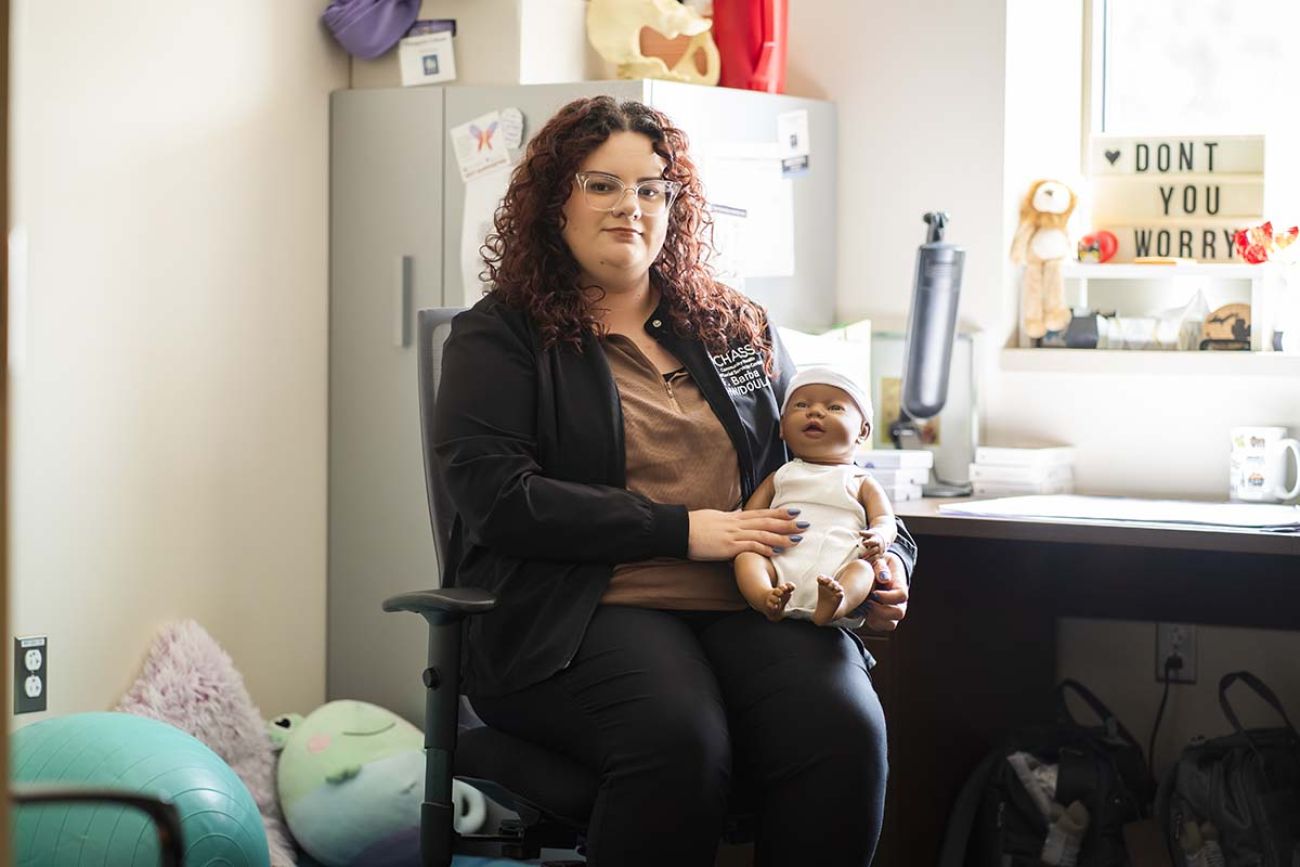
[
  {"left": 1089, "top": 221, "right": 1251, "bottom": 262},
  {"left": 1092, "top": 176, "right": 1263, "bottom": 221},
  {"left": 1088, "top": 135, "right": 1264, "bottom": 262},
  {"left": 1089, "top": 135, "right": 1264, "bottom": 176}
]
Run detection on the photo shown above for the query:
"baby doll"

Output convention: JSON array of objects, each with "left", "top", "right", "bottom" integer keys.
[{"left": 735, "top": 366, "right": 898, "bottom": 627}]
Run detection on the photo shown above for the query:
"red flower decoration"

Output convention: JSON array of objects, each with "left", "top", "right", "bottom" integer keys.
[
  {"left": 1243, "top": 242, "right": 1270, "bottom": 264},
  {"left": 1235, "top": 221, "right": 1283, "bottom": 263},
  {"left": 1277, "top": 225, "right": 1299, "bottom": 251}
]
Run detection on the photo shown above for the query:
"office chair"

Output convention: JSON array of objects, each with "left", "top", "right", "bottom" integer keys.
[
  {"left": 383, "top": 307, "right": 599, "bottom": 867},
  {"left": 384, "top": 308, "right": 755, "bottom": 867}
]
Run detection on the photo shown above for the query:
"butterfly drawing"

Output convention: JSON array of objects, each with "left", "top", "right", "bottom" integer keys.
[{"left": 469, "top": 121, "right": 499, "bottom": 152}]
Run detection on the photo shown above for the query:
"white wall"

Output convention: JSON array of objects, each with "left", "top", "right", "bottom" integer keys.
[
  {"left": 8, "top": 2, "right": 347, "bottom": 724},
  {"left": 789, "top": 0, "right": 1300, "bottom": 774},
  {"left": 787, "top": 0, "right": 1009, "bottom": 339}
]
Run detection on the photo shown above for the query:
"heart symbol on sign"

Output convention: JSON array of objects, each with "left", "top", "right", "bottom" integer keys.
[
  {"left": 1104, "top": 149, "right": 1121, "bottom": 165},
  {"left": 1080, "top": 230, "right": 1119, "bottom": 263}
]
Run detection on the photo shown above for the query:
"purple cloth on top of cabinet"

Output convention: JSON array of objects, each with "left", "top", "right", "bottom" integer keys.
[{"left": 321, "top": 0, "right": 419, "bottom": 59}]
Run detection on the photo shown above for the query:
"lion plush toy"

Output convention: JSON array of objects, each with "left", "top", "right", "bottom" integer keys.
[{"left": 1010, "top": 179, "right": 1077, "bottom": 338}]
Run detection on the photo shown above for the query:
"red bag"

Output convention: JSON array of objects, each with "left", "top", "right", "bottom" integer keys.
[{"left": 712, "top": 0, "right": 789, "bottom": 93}]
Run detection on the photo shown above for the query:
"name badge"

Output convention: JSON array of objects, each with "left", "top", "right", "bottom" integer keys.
[{"left": 711, "top": 344, "right": 771, "bottom": 398}]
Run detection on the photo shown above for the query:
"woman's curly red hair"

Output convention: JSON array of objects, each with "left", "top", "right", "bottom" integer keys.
[{"left": 481, "top": 96, "right": 775, "bottom": 375}]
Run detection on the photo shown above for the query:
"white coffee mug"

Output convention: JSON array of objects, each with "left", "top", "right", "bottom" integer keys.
[{"left": 1229, "top": 426, "right": 1300, "bottom": 502}]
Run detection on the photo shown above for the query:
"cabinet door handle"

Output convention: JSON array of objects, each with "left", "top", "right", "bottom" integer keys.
[{"left": 395, "top": 255, "right": 413, "bottom": 348}]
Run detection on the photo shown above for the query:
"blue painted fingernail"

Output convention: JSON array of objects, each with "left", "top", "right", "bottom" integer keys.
[
  {"left": 773, "top": 547, "right": 786, "bottom": 554},
  {"left": 787, "top": 508, "right": 801, "bottom": 515},
  {"left": 790, "top": 535, "right": 803, "bottom": 542},
  {"left": 869, "top": 592, "right": 881, "bottom": 601},
  {"left": 796, "top": 521, "right": 810, "bottom": 529}
]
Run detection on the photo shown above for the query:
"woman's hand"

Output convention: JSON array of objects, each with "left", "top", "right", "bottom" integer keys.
[
  {"left": 687, "top": 508, "right": 805, "bottom": 561},
  {"left": 861, "top": 554, "right": 909, "bottom": 632}
]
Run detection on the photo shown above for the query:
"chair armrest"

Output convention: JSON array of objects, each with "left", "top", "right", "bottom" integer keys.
[
  {"left": 12, "top": 784, "right": 185, "bottom": 867},
  {"left": 383, "top": 587, "right": 497, "bottom": 623}
]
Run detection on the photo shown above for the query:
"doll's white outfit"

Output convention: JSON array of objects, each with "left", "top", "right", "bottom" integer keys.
[{"left": 769, "top": 458, "right": 869, "bottom": 628}]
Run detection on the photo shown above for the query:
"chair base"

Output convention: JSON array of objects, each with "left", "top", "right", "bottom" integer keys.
[{"left": 457, "top": 815, "right": 586, "bottom": 861}]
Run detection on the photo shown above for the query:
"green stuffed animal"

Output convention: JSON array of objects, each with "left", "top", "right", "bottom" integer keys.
[{"left": 269, "top": 700, "right": 485, "bottom": 866}]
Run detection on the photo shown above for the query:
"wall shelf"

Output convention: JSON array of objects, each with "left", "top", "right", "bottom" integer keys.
[
  {"left": 1063, "top": 262, "right": 1261, "bottom": 280},
  {"left": 1001, "top": 347, "right": 1300, "bottom": 376},
  {"left": 1058, "top": 261, "right": 1275, "bottom": 351}
]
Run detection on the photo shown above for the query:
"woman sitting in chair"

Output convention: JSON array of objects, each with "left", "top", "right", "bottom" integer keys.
[{"left": 435, "top": 95, "right": 917, "bottom": 867}]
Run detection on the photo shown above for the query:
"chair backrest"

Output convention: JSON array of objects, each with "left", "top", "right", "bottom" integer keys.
[{"left": 417, "top": 307, "right": 467, "bottom": 577}]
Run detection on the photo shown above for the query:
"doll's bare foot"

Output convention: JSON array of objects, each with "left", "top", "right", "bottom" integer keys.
[
  {"left": 812, "top": 575, "right": 845, "bottom": 626},
  {"left": 765, "top": 583, "right": 796, "bottom": 621}
]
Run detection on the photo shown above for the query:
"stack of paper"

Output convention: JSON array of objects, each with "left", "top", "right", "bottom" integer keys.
[
  {"left": 855, "top": 450, "right": 933, "bottom": 502},
  {"left": 939, "top": 495, "right": 1300, "bottom": 530},
  {"left": 969, "top": 445, "right": 1075, "bottom": 497}
]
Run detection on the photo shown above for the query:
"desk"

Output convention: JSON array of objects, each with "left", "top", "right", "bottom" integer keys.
[{"left": 865, "top": 499, "right": 1300, "bottom": 867}]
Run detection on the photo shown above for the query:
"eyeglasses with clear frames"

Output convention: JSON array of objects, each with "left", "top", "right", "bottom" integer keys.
[{"left": 574, "top": 171, "right": 681, "bottom": 216}]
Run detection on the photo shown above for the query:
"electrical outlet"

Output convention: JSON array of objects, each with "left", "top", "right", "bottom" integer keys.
[
  {"left": 14, "top": 635, "right": 48, "bottom": 714},
  {"left": 1155, "top": 623, "right": 1196, "bottom": 684}
]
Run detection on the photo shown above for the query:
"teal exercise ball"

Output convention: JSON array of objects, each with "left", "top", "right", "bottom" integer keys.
[{"left": 12, "top": 712, "right": 270, "bottom": 866}]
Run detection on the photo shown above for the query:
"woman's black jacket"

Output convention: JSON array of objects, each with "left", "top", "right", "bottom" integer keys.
[{"left": 434, "top": 293, "right": 918, "bottom": 697}]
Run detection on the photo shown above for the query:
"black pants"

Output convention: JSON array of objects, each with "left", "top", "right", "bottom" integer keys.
[{"left": 470, "top": 606, "right": 888, "bottom": 867}]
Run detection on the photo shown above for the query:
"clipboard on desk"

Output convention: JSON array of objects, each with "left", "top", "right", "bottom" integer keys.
[{"left": 938, "top": 494, "right": 1300, "bottom": 531}]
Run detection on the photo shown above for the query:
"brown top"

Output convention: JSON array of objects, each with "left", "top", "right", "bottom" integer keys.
[{"left": 600, "top": 334, "right": 747, "bottom": 610}]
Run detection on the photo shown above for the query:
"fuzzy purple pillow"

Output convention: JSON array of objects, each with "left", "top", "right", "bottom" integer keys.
[{"left": 117, "top": 619, "right": 297, "bottom": 866}]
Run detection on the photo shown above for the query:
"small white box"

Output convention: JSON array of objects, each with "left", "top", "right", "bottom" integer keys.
[
  {"left": 883, "top": 483, "right": 924, "bottom": 502},
  {"left": 968, "top": 463, "right": 1074, "bottom": 484},
  {"left": 856, "top": 449, "right": 934, "bottom": 470},
  {"left": 865, "top": 467, "right": 930, "bottom": 487},
  {"left": 399, "top": 31, "right": 457, "bottom": 86}
]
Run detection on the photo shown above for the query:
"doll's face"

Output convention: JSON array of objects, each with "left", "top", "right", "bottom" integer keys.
[{"left": 780, "top": 383, "right": 869, "bottom": 464}]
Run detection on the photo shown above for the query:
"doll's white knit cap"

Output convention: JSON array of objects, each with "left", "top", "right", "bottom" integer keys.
[{"left": 781, "top": 365, "right": 874, "bottom": 428}]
